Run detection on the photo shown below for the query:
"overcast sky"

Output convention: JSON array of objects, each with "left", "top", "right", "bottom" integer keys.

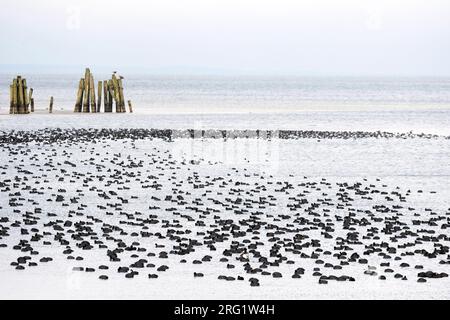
[{"left": 1, "top": 0, "right": 449, "bottom": 76}]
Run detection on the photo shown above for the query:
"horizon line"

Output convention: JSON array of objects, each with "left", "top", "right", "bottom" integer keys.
[{"left": 0, "top": 64, "right": 449, "bottom": 78}]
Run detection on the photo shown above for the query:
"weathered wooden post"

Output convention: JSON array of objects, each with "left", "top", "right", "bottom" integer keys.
[
  {"left": 74, "top": 79, "right": 84, "bottom": 112},
  {"left": 128, "top": 100, "right": 133, "bottom": 113},
  {"left": 111, "top": 74, "right": 120, "bottom": 113},
  {"left": 103, "top": 80, "right": 109, "bottom": 112},
  {"left": 11, "top": 79, "right": 18, "bottom": 114},
  {"left": 97, "top": 81, "right": 102, "bottom": 113},
  {"left": 23, "top": 79, "right": 30, "bottom": 113},
  {"left": 89, "top": 74, "right": 96, "bottom": 113},
  {"left": 107, "top": 80, "right": 114, "bottom": 112},
  {"left": 118, "top": 78, "right": 126, "bottom": 113},
  {"left": 17, "top": 76, "right": 25, "bottom": 114},
  {"left": 9, "top": 85, "right": 14, "bottom": 114},
  {"left": 49, "top": 96, "right": 54, "bottom": 113},
  {"left": 82, "top": 69, "right": 90, "bottom": 113},
  {"left": 28, "top": 88, "right": 34, "bottom": 112}
]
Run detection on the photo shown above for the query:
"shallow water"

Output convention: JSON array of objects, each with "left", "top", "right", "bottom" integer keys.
[
  {"left": 0, "top": 131, "right": 450, "bottom": 299},
  {"left": 1, "top": 74, "right": 450, "bottom": 113},
  {"left": 2, "top": 110, "right": 450, "bottom": 136},
  {"left": 1, "top": 79, "right": 450, "bottom": 299}
]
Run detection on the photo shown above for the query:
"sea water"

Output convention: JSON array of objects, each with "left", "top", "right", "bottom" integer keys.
[{"left": 1, "top": 74, "right": 450, "bottom": 113}]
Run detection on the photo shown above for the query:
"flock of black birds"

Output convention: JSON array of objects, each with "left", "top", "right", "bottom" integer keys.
[
  {"left": 0, "top": 128, "right": 449, "bottom": 288},
  {"left": 0, "top": 128, "right": 448, "bottom": 145}
]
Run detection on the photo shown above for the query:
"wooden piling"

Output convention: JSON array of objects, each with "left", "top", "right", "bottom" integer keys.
[
  {"left": 17, "top": 76, "right": 25, "bottom": 114},
  {"left": 103, "top": 80, "right": 109, "bottom": 112},
  {"left": 49, "top": 96, "right": 54, "bottom": 113},
  {"left": 118, "top": 78, "right": 126, "bottom": 113},
  {"left": 97, "top": 81, "right": 102, "bottom": 113},
  {"left": 12, "top": 79, "right": 18, "bottom": 114},
  {"left": 107, "top": 80, "right": 115, "bottom": 113},
  {"left": 128, "top": 100, "right": 133, "bottom": 113},
  {"left": 9, "top": 85, "right": 14, "bottom": 114},
  {"left": 9, "top": 76, "right": 34, "bottom": 114},
  {"left": 89, "top": 74, "right": 96, "bottom": 113},
  {"left": 73, "top": 69, "right": 130, "bottom": 114},
  {"left": 74, "top": 79, "right": 84, "bottom": 112},
  {"left": 28, "top": 88, "right": 34, "bottom": 112},
  {"left": 23, "top": 79, "right": 29, "bottom": 113},
  {"left": 111, "top": 74, "right": 119, "bottom": 112},
  {"left": 82, "top": 69, "right": 90, "bottom": 113}
]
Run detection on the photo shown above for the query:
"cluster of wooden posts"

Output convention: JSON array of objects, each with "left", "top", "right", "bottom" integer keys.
[
  {"left": 8, "top": 68, "right": 133, "bottom": 114},
  {"left": 9, "top": 76, "right": 34, "bottom": 114},
  {"left": 74, "top": 68, "right": 132, "bottom": 113}
]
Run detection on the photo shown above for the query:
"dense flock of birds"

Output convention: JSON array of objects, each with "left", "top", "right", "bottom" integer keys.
[{"left": 0, "top": 128, "right": 449, "bottom": 287}]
